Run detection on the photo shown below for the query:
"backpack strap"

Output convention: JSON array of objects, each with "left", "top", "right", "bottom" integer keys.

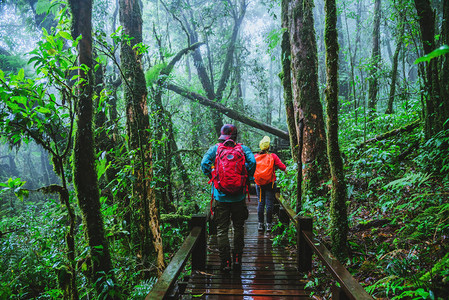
[
  {"left": 270, "top": 153, "right": 276, "bottom": 188},
  {"left": 223, "top": 139, "right": 236, "bottom": 146},
  {"left": 210, "top": 191, "right": 214, "bottom": 216},
  {"left": 208, "top": 143, "right": 221, "bottom": 185}
]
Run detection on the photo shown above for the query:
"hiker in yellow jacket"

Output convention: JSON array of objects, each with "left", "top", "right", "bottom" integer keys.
[{"left": 254, "top": 136, "right": 286, "bottom": 232}]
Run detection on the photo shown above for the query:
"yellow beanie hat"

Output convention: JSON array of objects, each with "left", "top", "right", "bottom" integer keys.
[{"left": 259, "top": 136, "right": 271, "bottom": 151}]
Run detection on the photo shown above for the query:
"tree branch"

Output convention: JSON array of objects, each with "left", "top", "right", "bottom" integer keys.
[
  {"left": 160, "top": 0, "right": 191, "bottom": 46},
  {"left": 357, "top": 120, "right": 420, "bottom": 148},
  {"left": 161, "top": 42, "right": 204, "bottom": 76},
  {"left": 166, "top": 83, "right": 289, "bottom": 140},
  {"left": 215, "top": 0, "right": 246, "bottom": 102}
]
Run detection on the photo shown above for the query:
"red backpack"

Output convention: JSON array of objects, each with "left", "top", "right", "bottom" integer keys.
[{"left": 210, "top": 140, "right": 248, "bottom": 195}]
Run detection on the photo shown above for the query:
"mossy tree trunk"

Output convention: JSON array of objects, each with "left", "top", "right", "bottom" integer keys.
[
  {"left": 324, "top": 0, "right": 348, "bottom": 261},
  {"left": 368, "top": 0, "right": 381, "bottom": 116},
  {"left": 385, "top": 3, "right": 404, "bottom": 115},
  {"left": 69, "top": 0, "right": 117, "bottom": 296},
  {"left": 93, "top": 60, "right": 116, "bottom": 204},
  {"left": 119, "top": 0, "right": 165, "bottom": 276},
  {"left": 152, "top": 89, "right": 175, "bottom": 212},
  {"left": 105, "top": 77, "right": 131, "bottom": 228},
  {"left": 414, "top": 0, "right": 449, "bottom": 138},
  {"left": 442, "top": 0, "right": 449, "bottom": 107},
  {"left": 46, "top": 155, "right": 78, "bottom": 299},
  {"left": 57, "top": 180, "right": 78, "bottom": 300},
  {"left": 151, "top": 43, "right": 201, "bottom": 210},
  {"left": 280, "top": 0, "right": 298, "bottom": 156},
  {"left": 152, "top": 30, "right": 174, "bottom": 211},
  {"left": 288, "top": 0, "right": 329, "bottom": 199},
  {"left": 281, "top": 0, "right": 302, "bottom": 212}
]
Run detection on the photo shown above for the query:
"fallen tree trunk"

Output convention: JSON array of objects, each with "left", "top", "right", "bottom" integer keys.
[
  {"left": 166, "top": 83, "right": 290, "bottom": 140},
  {"left": 350, "top": 218, "right": 391, "bottom": 232},
  {"left": 357, "top": 120, "right": 420, "bottom": 148},
  {"left": 398, "top": 141, "right": 420, "bottom": 160}
]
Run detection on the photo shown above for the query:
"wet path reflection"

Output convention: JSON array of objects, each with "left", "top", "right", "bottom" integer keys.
[{"left": 184, "top": 195, "right": 311, "bottom": 299}]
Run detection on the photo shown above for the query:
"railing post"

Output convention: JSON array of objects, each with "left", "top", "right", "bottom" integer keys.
[
  {"left": 296, "top": 216, "right": 312, "bottom": 272},
  {"left": 208, "top": 216, "right": 217, "bottom": 235},
  {"left": 274, "top": 188, "right": 281, "bottom": 216},
  {"left": 189, "top": 214, "right": 206, "bottom": 271},
  {"left": 332, "top": 283, "right": 351, "bottom": 300},
  {"left": 273, "top": 202, "right": 280, "bottom": 216},
  {"left": 279, "top": 207, "right": 290, "bottom": 226}
]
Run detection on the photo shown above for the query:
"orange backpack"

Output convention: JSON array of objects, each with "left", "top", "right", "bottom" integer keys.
[{"left": 254, "top": 153, "right": 275, "bottom": 186}]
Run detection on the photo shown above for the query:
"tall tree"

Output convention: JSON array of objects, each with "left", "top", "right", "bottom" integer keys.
[
  {"left": 150, "top": 42, "right": 201, "bottom": 209},
  {"left": 414, "top": 0, "right": 449, "bottom": 137},
  {"left": 442, "top": 0, "right": 449, "bottom": 109},
  {"left": 336, "top": 12, "right": 349, "bottom": 101},
  {"left": 368, "top": 0, "right": 381, "bottom": 115},
  {"left": 163, "top": 0, "right": 247, "bottom": 137},
  {"left": 386, "top": 1, "right": 405, "bottom": 115},
  {"left": 342, "top": 0, "right": 363, "bottom": 115},
  {"left": 119, "top": 0, "right": 165, "bottom": 276},
  {"left": 288, "top": 0, "right": 329, "bottom": 198},
  {"left": 280, "top": 0, "right": 301, "bottom": 212},
  {"left": 324, "top": 0, "right": 348, "bottom": 261},
  {"left": 68, "top": 0, "right": 118, "bottom": 297}
]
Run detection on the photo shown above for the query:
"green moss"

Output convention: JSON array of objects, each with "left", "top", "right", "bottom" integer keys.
[{"left": 145, "top": 62, "right": 168, "bottom": 86}]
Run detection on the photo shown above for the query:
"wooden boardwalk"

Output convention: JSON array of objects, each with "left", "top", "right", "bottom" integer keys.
[{"left": 182, "top": 196, "right": 312, "bottom": 299}]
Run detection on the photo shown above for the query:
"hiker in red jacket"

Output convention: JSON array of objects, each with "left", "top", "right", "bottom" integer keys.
[
  {"left": 201, "top": 124, "right": 256, "bottom": 272},
  {"left": 254, "top": 136, "right": 286, "bottom": 232}
]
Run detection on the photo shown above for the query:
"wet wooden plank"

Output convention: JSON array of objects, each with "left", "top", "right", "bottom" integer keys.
[
  {"left": 189, "top": 278, "right": 307, "bottom": 285},
  {"left": 191, "top": 273, "right": 305, "bottom": 281},
  {"left": 184, "top": 288, "right": 310, "bottom": 297},
  {"left": 187, "top": 283, "right": 306, "bottom": 290},
  {"left": 182, "top": 197, "right": 311, "bottom": 299},
  {"left": 185, "top": 296, "right": 311, "bottom": 300}
]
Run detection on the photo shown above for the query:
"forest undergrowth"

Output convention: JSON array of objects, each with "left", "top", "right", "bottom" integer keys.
[
  {"left": 2, "top": 111, "right": 448, "bottom": 299},
  {"left": 276, "top": 107, "right": 449, "bottom": 299}
]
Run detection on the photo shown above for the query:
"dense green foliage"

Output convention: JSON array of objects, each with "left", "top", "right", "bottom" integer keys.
[
  {"left": 0, "top": 0, "right": 448, "bottom": 299},
  {"left": 277, "top": 108, "right": 449, "bottom": 298}
]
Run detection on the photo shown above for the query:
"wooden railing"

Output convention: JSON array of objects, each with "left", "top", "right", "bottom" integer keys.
[
  {"left": 145, "top": 215, "right": 206, "bottom": 300},
  {"left": 147, "top": 193, "right": 373, "bottom": 299},
  {"left": 276, "top": 196, "right": 374, "bottom": 300}
]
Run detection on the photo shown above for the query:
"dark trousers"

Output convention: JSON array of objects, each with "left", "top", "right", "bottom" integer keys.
[
  {"left": 256, "top": 182, "right": 276, "bottom": 224},
  {"left": 214, "top": 200, "right": 247, "bottom": 261}
]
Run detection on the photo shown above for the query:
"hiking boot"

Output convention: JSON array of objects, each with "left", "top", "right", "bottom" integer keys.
[
  {"left": 233, "top": 253, "right": 242, "bottom": 272},
  {"left": 220, "top": 259, "right": 231, "bottom": 273},
  {"left": 258, "top": 223, "right": 264, "bottom": 231},
  {"left": 266, "top": 223, "right": 273, "bottom": 232}
]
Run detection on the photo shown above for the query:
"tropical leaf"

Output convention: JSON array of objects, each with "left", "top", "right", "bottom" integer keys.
[{"left": 414, "top": 45, "right": 449, "bottom": 64}]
